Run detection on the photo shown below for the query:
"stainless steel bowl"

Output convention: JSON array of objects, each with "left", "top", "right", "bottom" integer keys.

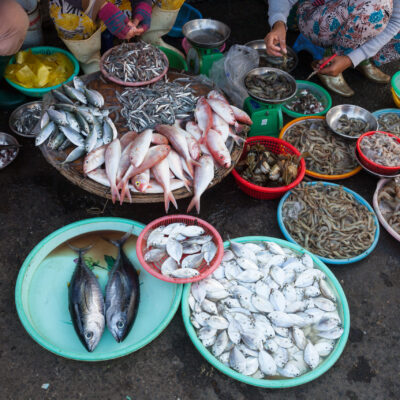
[
  {"left": 244, "top": 67, "right": 297, "bottom": 104},
  {"left": 0, "top": 132, "right": 20, "bottom": 169},
  {"left": 326, "top": 104, "right": 378, "bottom": 140},
  {"left": 245, "top": 40, "right": 298, "bottom": 73},
  {"left": 182, "top": 19, "right": 230, "bottom": 49},
  {"left": 354, "top": 149, "right": 400, "bottom": 178},
  {"left": 9, "top": 101, "right": 42, "bottom": 138}
]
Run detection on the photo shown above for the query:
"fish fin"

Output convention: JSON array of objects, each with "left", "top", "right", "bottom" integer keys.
[
  {"left": 119, "top": 179, "right": 129, "bottom": 205},
  {"left": 187, "top": 195, "right": 200, "bottom": 214},
  {"left": 183, "top": 179, "right": 192, "bottom": 192},
  {"left": 186, "top": 159, "right": 201, "bottom": 177},
  {"left": 102, "top": 229, "right": 133, "bottom": 248},
  {"left": 169, "top": 191, "right": 178, "bottom": 210},
  {"left": 68, "top": 243, "right": 93, "bottom": 255},
  {"left": 111, "top": 183, "right": 120, "bottom": 204},
  {"left": 229, "top": 132, "right": 245, "bottom": 145}
]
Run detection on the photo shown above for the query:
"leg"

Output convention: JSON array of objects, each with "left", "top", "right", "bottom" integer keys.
[
  {"left": 0, "top": 0, "right": 29, "bottom": 56},
  {"left": 373, "top": 32, "right": 400, "bottom": 65},
  {"left": 298, "top": 0, "right": 393, "bottom": 56}
]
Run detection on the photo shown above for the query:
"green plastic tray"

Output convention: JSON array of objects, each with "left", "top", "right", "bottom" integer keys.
[
  {"left": 181, "top": 236, "right": 350, "bottom": 388},
  {"left": 15, "top": 217, "right": 182, "bottom": 361},
  {"left": 282, "top": 80, "right": 332, "bottom": 118}
]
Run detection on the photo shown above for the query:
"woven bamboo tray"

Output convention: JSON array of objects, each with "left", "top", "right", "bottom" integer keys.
[{"left": 40, "top": 71, "right": 247, "bottom": 203}]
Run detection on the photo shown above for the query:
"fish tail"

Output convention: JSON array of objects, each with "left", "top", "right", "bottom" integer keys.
[
  {"left": 119, "top": 180, "right": 128, "bottom": 205},
  {"left": 183, "top": 178, "right": 192, "bottom": 192},
  {"left": 230, "top": 132, "right": 245, "bottom": 145},
  {"left": 187, "top": 195, "right": 200, "bottom": 214},
  {"left": 186, "top": 159, "right": 201, "bottom": 177},
  {"left": 169, "top": 191, "right": 178, "bottom": 210},
  {"left": 111, "top": 183, "right": 119, "bottom": 204},
  {"left": 68, "top": 243, "right": 93, "bottom": 255},
  {"left": 103, "top": 229, "right": 132, "bottom": 248}
]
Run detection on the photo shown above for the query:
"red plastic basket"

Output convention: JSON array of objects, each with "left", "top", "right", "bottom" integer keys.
[
  {"left": 357, "top": 131, "right": 400, "bottom": 175},
  {"left": 231, "top": 136, "right": 306, "bottom": 199},
  {"left": 136, "top": 215, "right": 224, "bottom": 284}
]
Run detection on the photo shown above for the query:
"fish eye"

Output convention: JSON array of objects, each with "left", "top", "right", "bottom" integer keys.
[
  {"left": 117, "top": 320, "right": 125, "bottom": 329},
  {"left": 85, "top": 331, "right": 93, "bottom": 340},
  {"left": 135, "top": 181, "right": 140, "bottom": 187}
]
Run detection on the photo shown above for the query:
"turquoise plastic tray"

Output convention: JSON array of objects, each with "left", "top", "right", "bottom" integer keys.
[
  {"left": 182, "top": 236, "right": 350, "bottom": 388},
  {"left": 5, "top": 46, "right": 79, "bottom": 98},
  {"left": 278, "top": 182, "right": 380, "bottom": 265},
  {"left": 15, "top": 217, "right": 182, "bottom": 361}
]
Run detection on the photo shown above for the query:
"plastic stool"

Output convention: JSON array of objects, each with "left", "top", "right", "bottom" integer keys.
[{"left": 292, "top": 33, "right": 324, "bottom": 60}]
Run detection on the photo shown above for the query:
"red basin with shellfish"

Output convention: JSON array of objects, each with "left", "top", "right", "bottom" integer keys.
[{"left": 231, "top": 136, "right": 306, "bottom": 199}]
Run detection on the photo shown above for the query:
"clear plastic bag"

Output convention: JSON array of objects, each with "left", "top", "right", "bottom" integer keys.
[{"left": 209, "top": 45, "right": 259, "bottom": 107}]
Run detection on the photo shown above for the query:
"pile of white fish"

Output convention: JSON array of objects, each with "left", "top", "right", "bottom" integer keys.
[
  {"left": 144, "top": 222, "right": 218, "bottom": 279},
  {"left": 36, "top": 76, "right": 118, "bottom": 164},
  {"left": 189, "top": 240, "right": 344, "bottom": 379},
  {"left": 84, "top": 91, "right": 252, "bottom": 212}
]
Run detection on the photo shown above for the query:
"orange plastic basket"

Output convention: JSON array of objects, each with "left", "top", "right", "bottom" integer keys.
[
  {"left": 279, "top": 116, "right": 362, "bottom": 180},
  {"left": 136, "top": 215, "right": 224, "bottom": 284}
]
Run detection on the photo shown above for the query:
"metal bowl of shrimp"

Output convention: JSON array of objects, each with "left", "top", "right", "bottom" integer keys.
[{"left": 326, "top": 105, "right": 378, "bottom": 140}]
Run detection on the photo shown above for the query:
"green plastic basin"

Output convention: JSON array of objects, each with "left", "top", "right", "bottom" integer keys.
[
  {"left": 181, "top": 236, "right": 350, "bottom": 388},
  {"left": 283, "top": 80, "right": 332, "bottom": 118},
  {"left": 159, "top": 46, "right": 188, "bottom": 71}
]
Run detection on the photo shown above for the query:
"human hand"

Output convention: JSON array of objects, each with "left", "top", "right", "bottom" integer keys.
[
  {"left": 124, "top": 19, "right": 144, "bottom": 39},
  {"left": 264, "top": 21, "right": 287, "bottom": 57},
  {"left": 318, "top": 55, "right": 353, "bottom": 76}
]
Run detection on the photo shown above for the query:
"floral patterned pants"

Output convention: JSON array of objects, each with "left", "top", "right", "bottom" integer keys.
[{"left": 298, "top": 0, "right": 400, "bottom": 65}]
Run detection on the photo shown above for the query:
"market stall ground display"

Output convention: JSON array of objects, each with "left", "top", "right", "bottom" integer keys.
[
  {"left": 39, "top": 72, "right": 249, "bottom": 209},
  {"left": 15, "top": 218, "right": 182, "bottom": 361}
]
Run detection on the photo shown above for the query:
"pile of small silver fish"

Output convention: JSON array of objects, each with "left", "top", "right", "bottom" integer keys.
[
  {"left": 282, "top": 183, "right": 376, "bottom": 259},
  {"left": 360, "top": 132, "right": 400, "bottom": 167},
  {"left": 245, "top": 72, "right": 294, "bottom": 101},
  {"left": 189, "top": 239, "right": 344, "bottom": 379},
  {"left": 236, "top": 144, "right": 301, "bottom": 187},
  {"left": 285, "top": 89, "right": 324, "bottom": 115},
  {"left": 377, "top": 113, "right": 400, "bottom": 136},
  {"left": 69, "top": 232, "right": 140, "bottom": 352},
  {"left": 103, "top": 41, "right": 167, "bottom": 83},
  {"left": 117, "top": 79, "right": 198, "bottom": 132},
  {"left": 11, "top": 103, "right": 42, "bottom": 136},
  {"left": 0, "top": 139, "right": 18, "bottom": 168},
  {"left": 336, "top": 115, "right": 368, "bottom": 137},
  {"left": 284, "top": 120, "right": 358, "bottom": 175},
  {"left": 85, "top": 91, "right": 251, "bottom": 213},
  {"left": 37, "top": 76, "right": 118, "bottom": 164},
  {"left": 144, "top": 222, "right": 218, "bottom": 279},
  {"left": 259, "top": 53, "right": 295, "bottom": 72},
  {"left": 377, "top": 178, "right": 400, "bottom": 234}
]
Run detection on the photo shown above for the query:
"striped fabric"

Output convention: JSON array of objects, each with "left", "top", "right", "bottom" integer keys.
[
  {"left": 98, "top": 2, "right": 130, "bottom": 38},
  {"left": 312, "top": 0, "right": 325, "bottom": 5},
  {"left": 133, "top": 1, "right": 152, "bottom": 31}
]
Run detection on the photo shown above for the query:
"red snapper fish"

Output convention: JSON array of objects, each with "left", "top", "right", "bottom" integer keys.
[
  {"left": 105, "top": 139, "right": 121, "bottom": 203},
  {"left": 206, "top": 129, "right": 232, "bottom": 168},
  {"left": 187, "top": 155, "right": 214, "bottom": 214},
  {"left": 194, "top": 97, "right": 212, "bottom": 142}
]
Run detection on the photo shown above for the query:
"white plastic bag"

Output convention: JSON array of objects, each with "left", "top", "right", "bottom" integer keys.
[{"left": 209, "top": 45, "right": 259, "bottom": 107}]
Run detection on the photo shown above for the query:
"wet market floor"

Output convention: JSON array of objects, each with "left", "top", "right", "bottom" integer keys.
[{"left": 0, "top": 0, "right": 399, "bottom": 399}]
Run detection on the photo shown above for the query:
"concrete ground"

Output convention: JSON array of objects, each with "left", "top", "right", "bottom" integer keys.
[{"left": 1, "top": 0, "right": 399, "bottom": 399}]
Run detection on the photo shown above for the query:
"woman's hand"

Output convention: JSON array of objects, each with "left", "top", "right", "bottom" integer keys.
[
  {"left": 318, "top": 55, "right": 353, "bottom": 76},
  {"left": 264, "top": 21, "right": 287, "bottom": 57},
  {"left": 124, "top": 20, "right": 144, "bottom": 39}
]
